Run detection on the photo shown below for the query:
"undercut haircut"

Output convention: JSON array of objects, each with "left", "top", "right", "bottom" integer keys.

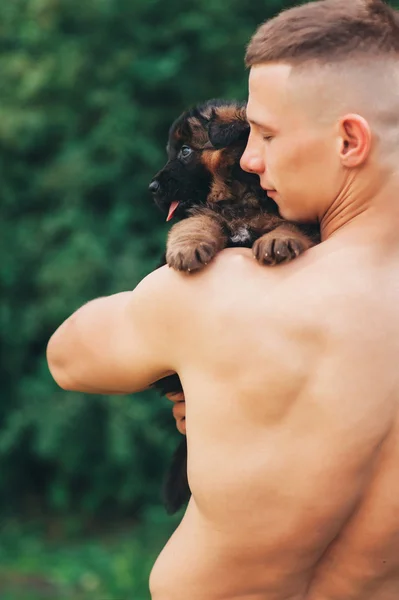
[{"left": 245, "top": 0, "right": 399, "bottom": 67}]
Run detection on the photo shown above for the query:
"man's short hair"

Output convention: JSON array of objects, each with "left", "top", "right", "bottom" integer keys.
[{"left": 245, "top": 0, "right": 399, "bottom": 67}]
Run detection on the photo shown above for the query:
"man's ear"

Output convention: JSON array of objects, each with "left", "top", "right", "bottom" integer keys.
[
  {"left": 208, "top": 106, "right": 250, "bottom": 149},
  {"left": 338, "top": 114, "right": 372, "bottom": 167}
]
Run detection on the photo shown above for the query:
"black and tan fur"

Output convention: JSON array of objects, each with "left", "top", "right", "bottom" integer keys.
[{"left": 149, "top": 99, "right": 320, "bottom": 514}]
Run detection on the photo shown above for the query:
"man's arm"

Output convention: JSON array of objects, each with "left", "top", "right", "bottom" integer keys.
[{"left": 47, "top": 266, "right": 179, "bottom": 394}]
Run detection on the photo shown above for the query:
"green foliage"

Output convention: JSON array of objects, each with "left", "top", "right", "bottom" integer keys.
[
  {"left": 0, "top": 507, "right": 179, "bottom": 599},
  {"left": 2, "top": 0, "right": 399, "bottom": 522},
  {"left": 1, "top": 0, "right": 302, "bottom": 518}
]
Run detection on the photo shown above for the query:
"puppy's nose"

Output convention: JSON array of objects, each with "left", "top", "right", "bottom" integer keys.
[{"left": 149, "top": 180, "right": 160, "bottom": 193}]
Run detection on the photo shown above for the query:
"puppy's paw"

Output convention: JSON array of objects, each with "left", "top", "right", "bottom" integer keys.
[
  {"left": 253, "top": 230, "right": 311, "bottom": 266},
  {"left": 166, "top": 216, "right": 227, "bottom": 272},
  {"left": 166, "top": 240, "right": 218, "bottom": 272}
]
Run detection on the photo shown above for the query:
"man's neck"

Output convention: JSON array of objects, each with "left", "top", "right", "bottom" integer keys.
[{"left": 320, "top": 170, "right": 399, "bottom": 250}]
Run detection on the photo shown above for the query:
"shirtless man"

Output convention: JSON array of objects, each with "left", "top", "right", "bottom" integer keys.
[{"left": 47, "top": 0, "right": 399, "bottom": 598}]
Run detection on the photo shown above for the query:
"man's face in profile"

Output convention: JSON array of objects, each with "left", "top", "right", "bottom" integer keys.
[{"left": 241, "top": 63, "right": 343, "bottom": 223}]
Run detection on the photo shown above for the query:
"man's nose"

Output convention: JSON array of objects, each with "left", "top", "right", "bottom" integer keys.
[
  {"left": 240, "top": 149, "right": 264, "bottom": 174},
  {"left": 149, "top": 180, "right": 160, "bottom": 193}
]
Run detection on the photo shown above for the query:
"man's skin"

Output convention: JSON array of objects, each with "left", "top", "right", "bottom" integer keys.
[{"left": 47, "top": 62, "right": 399, "bottom": 600}]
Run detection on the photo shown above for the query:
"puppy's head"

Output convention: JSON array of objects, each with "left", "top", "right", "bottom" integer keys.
[{"left": 149, "top": 99, "right": 260, "bottom": 221}]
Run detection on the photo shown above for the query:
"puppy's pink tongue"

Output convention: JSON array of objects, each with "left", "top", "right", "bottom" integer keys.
[{"left": 166, "top": 201, "right": 180, "bottom": 222}]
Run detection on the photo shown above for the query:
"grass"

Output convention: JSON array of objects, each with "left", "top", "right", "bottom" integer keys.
[{"left": 0, "top": 506, "right": 181, "bottom": 600}]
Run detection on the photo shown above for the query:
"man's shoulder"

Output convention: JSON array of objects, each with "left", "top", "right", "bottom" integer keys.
[
  {"left": 133, "top": 261, "right": 198, "bottom": 301},
  {"left": 136, "top": 245, "right": 359, "bottom": 315},
  {"left": 138, "top": 249, "right": 255, "bottom": 294}
]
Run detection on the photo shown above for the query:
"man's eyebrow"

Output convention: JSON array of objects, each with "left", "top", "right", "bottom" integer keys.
[{"left": 247, "top": 118, "right": 275, "bottom": 130}]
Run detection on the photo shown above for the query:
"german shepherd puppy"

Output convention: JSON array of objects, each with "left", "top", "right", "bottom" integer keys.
[{"left": 149, "top": 99, "right": 320, "bottom": 514}]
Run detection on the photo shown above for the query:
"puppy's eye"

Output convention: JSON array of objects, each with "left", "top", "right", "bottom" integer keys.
[{"left": 179, "top": 145, "right": 193, "bottom": 159}]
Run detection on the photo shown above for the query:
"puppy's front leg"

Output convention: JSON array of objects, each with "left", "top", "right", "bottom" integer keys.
[{"left": 166, "top": 215, "right": 227, "bottom": 272}]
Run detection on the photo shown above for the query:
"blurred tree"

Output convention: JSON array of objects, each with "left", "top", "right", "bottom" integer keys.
[{"left": 1, "top": 0, "right": 398, "bottom": 521}]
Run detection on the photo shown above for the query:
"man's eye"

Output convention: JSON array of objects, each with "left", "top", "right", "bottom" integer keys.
[
  {"left": 180, "top": 145, "right": 193, "bottom": 158},
  {"left": 262, "top": 135, "right": 273, "bottom": 142}
]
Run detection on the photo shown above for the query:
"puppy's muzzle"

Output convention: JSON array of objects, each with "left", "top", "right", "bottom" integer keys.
[{"left": 149, "top": 180, "right": 161, "bottom": 194}]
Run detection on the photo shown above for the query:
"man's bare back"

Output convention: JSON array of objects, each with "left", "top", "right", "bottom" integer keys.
[
  {"left": 47, "top": 3, "right": 399, "bottom": 597},
  {"left": 150, "top": 241, "right": 399, "bottom": 600}
]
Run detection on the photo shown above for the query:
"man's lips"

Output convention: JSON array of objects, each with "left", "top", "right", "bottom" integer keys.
[
  {"left": 261, "top": 182, "right": 277, "bottom": 195},
  {"left": 166, "top": 201, "right": 180, "bottom": 222}
]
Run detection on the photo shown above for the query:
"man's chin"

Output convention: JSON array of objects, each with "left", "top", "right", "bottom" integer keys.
[
  {"left": 280, "top": 207, "right": 316, "bottom": 224},
  {"left": 276, "top": 204, "right": 291, "bottom": 220},
  {"left": 278, "top": 204, "right": 303, "bottom": 222}
]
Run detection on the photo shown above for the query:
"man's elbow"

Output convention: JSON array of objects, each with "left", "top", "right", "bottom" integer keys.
[{"left": 46, "top": 334, "right": 76, "bottom": 391}]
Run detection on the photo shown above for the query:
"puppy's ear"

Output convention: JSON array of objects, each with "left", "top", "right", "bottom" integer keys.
[
  {"left": 175, "top": 117, "right": 192, "bottom": 140},
  {"left": 174, "top": 109, "right": 210, "bottom": 146},
  {"left": 208, "top": 105, "right": 249, "bottom": 149}
]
